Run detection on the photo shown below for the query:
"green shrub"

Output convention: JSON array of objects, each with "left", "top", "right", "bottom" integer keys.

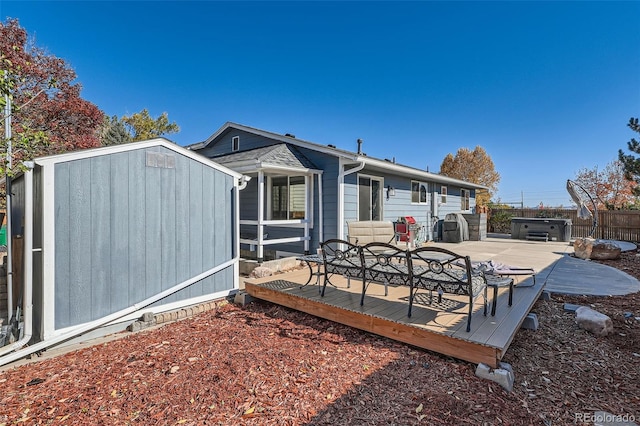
[{"left": 489, "top": 210, "right": 514, "bottom": 233}]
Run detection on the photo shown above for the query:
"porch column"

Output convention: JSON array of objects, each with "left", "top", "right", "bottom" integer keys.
[
  {"left": 257, "top": 170, "right": 265, "bottom": 263},
  {"left": 317, "top": 171, "right": 323, "bottom": 245},
  {"left": 304, "top": 175, "right": 310, "bottom": 254}
]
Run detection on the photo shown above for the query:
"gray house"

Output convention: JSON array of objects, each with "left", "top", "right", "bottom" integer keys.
[
  {"left": 189, "top": 122, "right": 487, "bottom": 261},
  {"left": 0, "top": 138, "right": 244, "bottom": 365}
]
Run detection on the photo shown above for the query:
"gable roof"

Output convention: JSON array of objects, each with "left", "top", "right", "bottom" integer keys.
[
  {"left": 189, "top": 122, "right": 487, "bottom": 189},
  {"left": 34, "top": 138, "right": 243, "bottom": 179},
  {"left": 212, "top": 143, "right": 320, "bottom": 173}
]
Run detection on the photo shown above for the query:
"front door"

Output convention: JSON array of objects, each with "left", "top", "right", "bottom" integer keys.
[{"left": 358, "top": 175, "right": 382, "bottom": 221}]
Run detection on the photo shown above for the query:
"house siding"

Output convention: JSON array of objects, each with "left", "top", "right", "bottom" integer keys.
[
  {"left": 343, "top": 168, "right": 476, "bottom": 242},
  {"left": 194, "top": 124, "right": 480, "bottom": 255},
  {"left": 211, "top": 138, "right": 341, "bottom": 254},
  {"left": 52, "top": 145, "right": 236, "bottom": 330},
  {"left": 198, "top": 129, "right": 281, "bottom": 159}
]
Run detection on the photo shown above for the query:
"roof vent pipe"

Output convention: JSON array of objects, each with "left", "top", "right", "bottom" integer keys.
[{"left": 357, "top": 138, "right": 363, "bottom": 154}]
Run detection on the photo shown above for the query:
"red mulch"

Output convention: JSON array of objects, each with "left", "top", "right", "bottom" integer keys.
[{"left": 0, "top": 253, "right": 639, "bottom": 425}]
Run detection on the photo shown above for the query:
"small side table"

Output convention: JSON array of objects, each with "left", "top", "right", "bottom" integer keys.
[
  {"left": 486, "top": 276, "right": 515, "bottom": 316},
  {"left": 297, "top": 254, "right": 333, "bottom": 293}
]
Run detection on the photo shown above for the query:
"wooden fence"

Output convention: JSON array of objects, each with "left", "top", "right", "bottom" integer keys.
[{"left": 489, "top": 208, "right": 640, "bottom": 242}]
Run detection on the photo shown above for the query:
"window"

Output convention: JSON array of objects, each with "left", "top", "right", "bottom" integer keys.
[
  {"left": 232, "top": 135, "right": 240, "bottom": 152},
  {"left": 440, "top": 186, "right": 447, "bottom": 204},
  {"left": 461, "top": 189, "right": 470, "bottom": 211},
  {"left": 270, "top": 176, "right": 306, "bottom": 220},
  {"left": 358, "top": 175, "right": 383, "bottom": 221},
  {"left": 411, "top": 181, "right": 427, "bottom": 204}
]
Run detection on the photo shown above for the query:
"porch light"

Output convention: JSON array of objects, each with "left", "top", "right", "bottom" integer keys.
[{"left": 386, "top": 185, "right": 395, "bottom": 199}]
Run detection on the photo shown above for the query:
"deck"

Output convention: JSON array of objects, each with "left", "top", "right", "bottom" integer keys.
[{"left": 244, "top": 266, "right": 544, "bottom": 368}]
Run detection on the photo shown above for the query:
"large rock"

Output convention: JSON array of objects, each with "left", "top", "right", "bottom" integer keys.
[
  {"left": 575, "top": 306, "right": 614, "bottom": 336},
  {"left": 590, "top": 242, "right": 622, "bottom": 260},
  {"left": 573, "top": 237, "right": 594, "bottom": 260},
  {"left": 250, "top": 266, "right": 274, "bottom": 278},
  {"left": 573, "top": 238, "right": 621, "bottom": 260}
]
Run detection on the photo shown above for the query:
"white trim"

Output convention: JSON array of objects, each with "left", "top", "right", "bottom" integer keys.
[
  {"left": 356, "top": 173, "right": 384, "bottom": 221},
  {"left": 440, "top": 185, "right": 448, "bottom": 204},
  {"left": 1, "top": 258, "right": 238, "bottom": 366},
  {"left": 191, "top": 122, "right": 360, "bottom": 160},
  {"left": 411, "top": 180, "right": 428, "bottom": 205},
  {"left": 234, "top": 185, "right": 241, "bottom": 276},
  {"left": 357, "top": 157, "right": 487, "bottom": 190},
  {"left": 240, "top": 236, "right": 310, "bottom": 246},
  {"left": 241, "top": 219, "right": 309, "bottom": 226},
  {"left": 461, "top": 188, "right": 471, "bottom": 211},
  {"left": 232, "top": 135, "right": 240, "bottom": 152},
  {"left": 304, "top": 175, "right": 310, "bottom": 253},
  {"left": 265, "top": 174, "right": 311, "bottom": 223},
  {"left": 56, "top": 289, "right": 236, "bottom": 332},
  {"left": 308, "top": 174, "right": 315, "bottom": 230},
  {"left": 317, "top": 172, "right": 324, "bottom": 245},
  {"left": 225, "top": 164, "right": 322, "bottom": 175},
  {"left": 257, "top": 171, "right": 265, "bottom": 260},
  {"left": 338, "top": 159, "right": 365, "bottom": 240},
  {"left": 42, "top": 163, "right": 57, "bottom": 339},
  {"left": 35, "top": 138, "right": 243, "bottom": 180}
]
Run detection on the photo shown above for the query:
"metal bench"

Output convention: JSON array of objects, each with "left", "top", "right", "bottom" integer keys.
[{"left": 319, "top": 240, "right": 493, "bottom": 332}]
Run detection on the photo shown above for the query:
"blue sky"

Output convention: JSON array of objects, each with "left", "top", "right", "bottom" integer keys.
[{"left": 2, "top": 1, "right": 639, "bottom": 207}]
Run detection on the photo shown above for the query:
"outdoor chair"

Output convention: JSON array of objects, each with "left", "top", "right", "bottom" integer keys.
[
  {"left": 408, "top": 246, "right": 488, "bottom": 332},
  {"left": 359, "top": 242, "right": 411, "bottom": 305},
  {"left": 320, "top": 239, "right": 362, "bottom": 297}
]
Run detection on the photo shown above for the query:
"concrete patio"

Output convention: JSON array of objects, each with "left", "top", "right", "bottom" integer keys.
[{"left": 425, "top": 234, "right": 640, "bottom": 296}]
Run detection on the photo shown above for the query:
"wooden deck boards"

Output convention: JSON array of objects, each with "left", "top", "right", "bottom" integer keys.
[{"left": 244, "top": 268, "right": 543, "bottom": 368}]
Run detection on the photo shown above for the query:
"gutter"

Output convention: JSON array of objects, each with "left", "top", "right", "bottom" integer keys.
[{"left": 238, "top": 175, "right": 251, "bottom": 191}]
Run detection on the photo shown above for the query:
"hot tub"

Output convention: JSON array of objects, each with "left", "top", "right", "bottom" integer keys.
[{"left": 510, "top": 217, "right": 572, "bottom": 242}]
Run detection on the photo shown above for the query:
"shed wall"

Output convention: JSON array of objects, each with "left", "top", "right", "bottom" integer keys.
[{"left": 52, "top": 146, "right": 235, "bottom": 329}]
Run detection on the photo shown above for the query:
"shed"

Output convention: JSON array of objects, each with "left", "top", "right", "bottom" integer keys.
[{"left": 0, "top": 138, "right": 245, "bottom": 365}]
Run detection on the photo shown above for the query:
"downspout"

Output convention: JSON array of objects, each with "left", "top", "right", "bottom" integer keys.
[
  {"left": 337, "top": 158, "right": 365, "bottom": 240},
  {"left": 235, "top": 175, "right": 249, "bottom": 276},
  {"left": 4, "top": 85, "right": 13, "bottom": 325},
  {"left": 0, "top": 162, "right": 34, "bottom": 357},
  {"left": 238, "top": 175, "right": 251, "bottom": 191}
]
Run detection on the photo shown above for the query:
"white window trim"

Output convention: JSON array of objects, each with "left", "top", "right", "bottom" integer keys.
[
  {"left": 440, "top": 185, "right": 448, "bottom": 204},
  {"left": 232, "top": 135, "right": 240, "bottom": 152},
  {"left": 411, "top": 180, "right": 428, "bottom": 205},
  {"left": 265, "top": 174, "right": 313, "bottom": 227},
  {"left": 461, "top": 188, "right": 470, "bottom": 211},
  {"left": 357, "top": 173, "right": 384, "bottom": 221}
]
